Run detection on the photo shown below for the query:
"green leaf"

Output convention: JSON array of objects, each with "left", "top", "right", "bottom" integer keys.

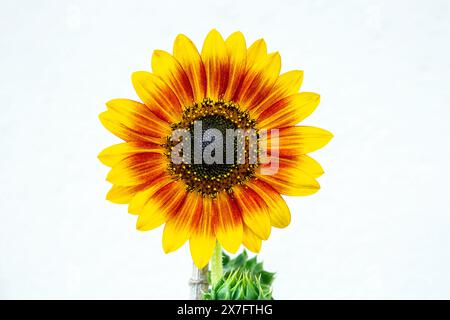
[{"left": 260, "top": 271, "right": 276, "bottom": 286}]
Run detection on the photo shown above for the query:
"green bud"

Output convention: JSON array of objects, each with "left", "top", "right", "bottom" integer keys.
[{"left": 203, "top": 250, "right": 274, "bottom": 300}]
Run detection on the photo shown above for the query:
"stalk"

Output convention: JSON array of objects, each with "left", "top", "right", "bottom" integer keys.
[{"left": 210, "top": 241, "right": 223, "bottom": 286}]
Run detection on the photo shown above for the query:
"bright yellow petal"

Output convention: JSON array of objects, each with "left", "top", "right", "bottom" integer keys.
[
  {"left": 296, "top": 155, "right": 324, "bottom": 178},
  {"left": 247, "top": 179, "right": 291, "bottom": 228},
  {"left": 99, "top": 99, "right": 170, "bottom": 144},
  {"left": 261, "top": 155, "right": 324, "bottom": 180},
  {"left": 131, "top": 71, "right": 182, "bottom": 123},
  {"left": 162, "top": 192, "right": 203, "bottom": 253},
  {"left": 268, "top": 126, "right": 333, "bottom": 156},
  {"left": 212, "top": 192, "right": 243, "bottom": 253},
  {"left": 136, "top": 180, "right": 186, "bottom": 231},
  {"left": 128, "top": 174, "right": 174, "bottom": 215},
  {"left": 106, "top": 98, "right": 169, "bottom": 133},
  {"left": 224, "top": 31, "right": 247, "bottom": 101},
  {"left": 189, "top": 197, "right": 216, "bottom": 268},
  {"left": 173, "top": 34, "right": 207, "bottom": 103},
  {"left": 257, "top": 92, "right": 320, "bottom": 129},
  {"left": 233, "top": 186, "right": 271, "bottom": 240},
  {"left": 235, "top": 52, "right": 281, "bottom": 110},
  {"left": 151, "top": 50, "right": 194, "bottom": 106},
  {"left": 250, "top": 70, "right": 303, "bottom": 118},
  {"left": 201, "top": 29, "right": 229, "bottom": 100},
  {"left": 246, "top": 39, "right": 267, "bottom": 67},
  {"left": 257, "top": 158, "right": 320, "bottom": 196},
  {"left": 106, "top": 153, "right": 166, "bottom": 186},
  {"left": 106, "top": 185, "right": 140, "bottom": 204},
  {"left": 98, "top": 142, "right": 163, "bottom": 167},
  {"left": 233, "top": 38, "right": 267, "bottom": 107},
  {"left": 242, "top": 224, "right": 262, "bottom": 253}
]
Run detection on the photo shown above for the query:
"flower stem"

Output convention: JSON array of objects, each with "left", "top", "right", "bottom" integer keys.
[{"left": 210, "top": 241, "right": 223, "bottom": 286}]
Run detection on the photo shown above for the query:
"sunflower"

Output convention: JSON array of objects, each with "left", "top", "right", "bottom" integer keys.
[{"left": 98, "top": 29, "right": 332, "bottom": 268}]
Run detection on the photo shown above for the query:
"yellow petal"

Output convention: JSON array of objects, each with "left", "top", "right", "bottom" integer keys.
[
  {"left": 99, "top": 110, "right": 165, "bottom": 145},
  {"left": 128, "top": 174, "right": 174, "bottom": 215},
  {"left": 250, "top": 70, "right": 303, "bottom": 118},
  {"left": 136, "top": 180, "right": 186, "bottom": 231},
  {"left": 246, "top": 39, "right": 267, "bottom": 67},
  {"left": 233, "top": 186, "right": 271, "bottom": 240},
  {"left": 201, "top": 29, "right": 229, "bottom": 100},
  {"left": 268, "top": 126, "right": 333, "bottom": 155},
  {"left": 261, "top": 155, "right": 324, "bottom": 179},
  {"left": 189, "top": 197, "right": 216, "bottom": 268},
  {"left": 162, "top": 192, "right": 203, "bottom": 253},
  {"left": 106, "top": 153, "right": 166, "bottom": 186},
  {"left": 247, "top": 179, "right": 291, "bottom": 228},
  {"left": 224, "top": 31, "right": 246, "bottom": 101},
  {"left": 236, "top": 52, "right": 281, "bottom": 110},
  {"left": 98, "top": 142, "right": 162, "bottom": 167},
  {"left": 212, "top": 192, "right": 243, "bottom": 253},
  {"left": 294, "top": 155, "right": 324, "bottom": 179},
  {"left": 105, "top": 98, "right": 170, "bottom": 137},
  {"left": 232, "top": 39, "right": 267, "bottom": 108},
  {"left": 173, "top": 34, "right": 207, "bottom": 103},
  {"left": 106, "top": 185, "right": 139, "bottom": 204},
  {"left": 257, "top": 92, "right": 320, "bottom": 129},
  {"left": 151, "top": 50, "right": 194, "bottom": 106},
  {"left": 257, "top": 158, "right": 320, "bottom": 196},
  {"left": 242, "top": 224, "right": 262, "bottom": 253},
  {"left": 131, "top": 71, "right": 182, "bottom": 123}
]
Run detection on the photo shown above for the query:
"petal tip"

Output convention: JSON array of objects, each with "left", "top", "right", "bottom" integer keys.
[
  {"left": 174, "top": 33, "right": 191, "bottom": 45},
  {"left": 193, "top": 259, "right": 209, "bottom": 269},
  {"left": 131, "top": 71, "right": 150, "bottom": 84},
  {"left": 207, "top": 28, "right": 221, "bottom": 36},
  {"left": 162, "top": 242, "right": 174, "bottom": 254}
]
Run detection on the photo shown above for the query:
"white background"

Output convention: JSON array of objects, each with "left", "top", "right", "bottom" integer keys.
[{"left": 1, "top": 0, "right": 449, "bottom": 299}]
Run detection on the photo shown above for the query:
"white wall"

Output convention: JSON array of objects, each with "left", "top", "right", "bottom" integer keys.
[{"left": 1, "top": 0, "right": 449, "bottom": 299}]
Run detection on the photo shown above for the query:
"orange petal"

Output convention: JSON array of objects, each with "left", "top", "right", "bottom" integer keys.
[
  {"left": 162, "top": 191, "right": 203, "bottom": 253},
  {"left": 189, "top": 197, "right": 216, "bottom": 268},
  {"left": 201, "top": 29, "right": 229, "bottom": 100},
  {"left": 173, "top": 34, "right": 207, "bottom": 103},
  {"left": 257, "top": 92, "right": 320, "bottom": 129},
  {"left": 247, "top": 179, "right": 290, "bottom": 228},
  {"left": 212, "top": 192, "right": 243, "bottom": 253},
  {"left": 250, "top": 70, "right": 303, "bottom": 118},
  {"left": 224, "top": 31, "right": 246, "bottom": 102},
  {"left": 242, "top": 224, "right": 262, "bottom": 253},
  {"left": 151, "top": 50, "right": 194, "bottom": 107},
  {"left": 131, "top": 71, "right": 182, "bottom": 123},
  {"left": 233, "top": 186, "right": 271, "bottom": 240},
  {"left": 136, "top": 180, "right": 186, "bottom": 231}
]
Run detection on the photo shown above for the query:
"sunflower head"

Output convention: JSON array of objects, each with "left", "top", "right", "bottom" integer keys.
[{"left": 99, "top": 29, "right": 332, "bottom": 268}]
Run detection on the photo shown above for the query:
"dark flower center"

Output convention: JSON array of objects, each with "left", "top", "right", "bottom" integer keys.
[{"left": 164, "top": 98, "right": 259, "bottom": 197}]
